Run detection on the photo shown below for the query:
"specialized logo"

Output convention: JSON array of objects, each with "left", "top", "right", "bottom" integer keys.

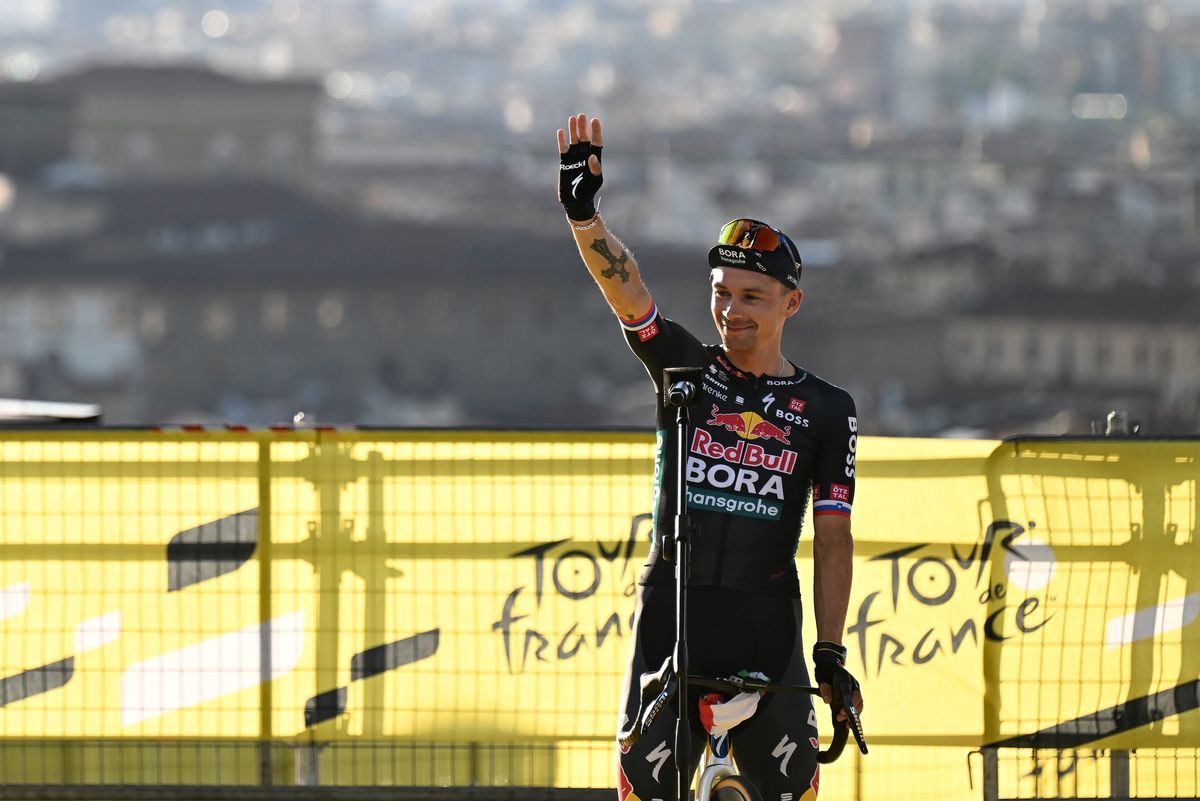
[
  {"left": 772, "top": 734, "right": 797, "bottom": 777},
  {"left": 646, "top": 740, "right": 671, "bottom": 783},
  {"left": 571, "top": 172, "right": 584, "bottom": 198},
  {"left": 706, "top": 406, "right": 791, "bottom": 445},
  {"left": 763, "top": 392, "right": 776, "bottom": 413},
  {"left": 710, "top": 731, "right": 731, "bottom": 760},
  {"left": 691, "top": 428, "right": 797, "bottom": 475}
]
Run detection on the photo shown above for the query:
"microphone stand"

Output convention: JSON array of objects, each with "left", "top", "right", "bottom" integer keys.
[{"left": 662, "top": 366, "right": 704, "bottom": 801}]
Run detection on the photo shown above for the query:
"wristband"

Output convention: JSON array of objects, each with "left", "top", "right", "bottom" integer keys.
[
  {"left": 813, "top": 641, "right": 848, "bottom": 663},
  {"left": 563, "top": 201, "right": 597, "bottom": 221}
]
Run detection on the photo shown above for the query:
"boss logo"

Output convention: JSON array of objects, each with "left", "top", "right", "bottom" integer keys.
[
  {"left": 845, "top": 416, "right": 858, "bottom": 477},
  {"left": 773, "top": 408, "right": 810, "bottom": 428}
]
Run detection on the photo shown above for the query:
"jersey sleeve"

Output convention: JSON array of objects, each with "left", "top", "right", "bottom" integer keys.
[
  {"left": 621, "top": 301, "right": 705, "bottom": 392},
  {"left": 810, "top": 389, "right": 858, "bottom": 521}
]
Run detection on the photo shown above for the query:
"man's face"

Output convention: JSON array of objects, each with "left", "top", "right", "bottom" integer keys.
[{"left": 710, "top": 267, "right": 803, "bottom": 352}]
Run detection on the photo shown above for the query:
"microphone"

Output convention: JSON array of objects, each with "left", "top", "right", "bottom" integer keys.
[
  {"left": 666, "top": 380, "right": 696, "bottom": 407},
  {"left": 662, "top": 367, "right": 706, "bottom": 408}
]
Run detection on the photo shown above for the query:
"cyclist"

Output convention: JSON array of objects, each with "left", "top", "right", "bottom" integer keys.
[{"left": 557, "top": 113, "right": 864, "bottom": 801}]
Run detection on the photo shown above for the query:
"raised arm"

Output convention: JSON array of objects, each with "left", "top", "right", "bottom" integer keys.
[{"left": 557, "top": 113, "right": 653, "bottom": 325}]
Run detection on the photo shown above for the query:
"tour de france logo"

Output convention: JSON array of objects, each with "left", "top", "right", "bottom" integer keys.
[
  {"left": 491, "top": 514, "right": 649, "bottom": 674},
  {"left": 848, "top": 520, "right": 1058, "bottom": 677}
]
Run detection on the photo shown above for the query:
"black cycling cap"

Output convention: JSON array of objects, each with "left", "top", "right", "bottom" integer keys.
[{"left": 707, "top": 218, "right": 802, "bottom": 290}]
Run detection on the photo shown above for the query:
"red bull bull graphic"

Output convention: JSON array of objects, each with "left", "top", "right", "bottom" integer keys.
[
  {"left": 749, "top": 418, "right": 791, "bottom": 444},
  {"left": 706, "top": 408, "right": 749, "bottom": 435},
  {"left": 690, "top": 428, "right": 797, "bottom": 475},
  {"left": 705, "top": 406, "right": 792, "bottom": 445}
]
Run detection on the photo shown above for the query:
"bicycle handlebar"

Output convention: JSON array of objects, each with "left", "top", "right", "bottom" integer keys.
[
  {"left": 687, "top": 674, "right": 815, "bottom": 695},
  {"left": 617, "top": 664, "right": 868, "bottom": 762}
]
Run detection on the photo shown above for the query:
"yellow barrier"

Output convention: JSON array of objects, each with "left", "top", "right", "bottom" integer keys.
[{"left": 0, "top": 430, "right": 1196, "bottom": 800}]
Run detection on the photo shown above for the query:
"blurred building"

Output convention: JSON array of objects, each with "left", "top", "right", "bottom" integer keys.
[
  {"left": 946, "top": 286, "right": 1200, "bottom": 426},
  {"left": 0, "top": 64, "right": 321, "bottom": 185},
  {"left": 0, "top": 80, "right": 75, "bottom": 178},
  {"left": 0, "top": 180, "right": 705, "bottom": 426}
]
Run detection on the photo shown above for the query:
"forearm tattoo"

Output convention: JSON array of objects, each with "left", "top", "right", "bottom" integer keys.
[{"left": 590, "top": 238, "right": 630, "bottom": 283}]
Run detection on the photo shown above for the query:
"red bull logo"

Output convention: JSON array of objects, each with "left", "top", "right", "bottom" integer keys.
[
  {"left": 705, "top": 405, "right": 792, "bottom": 445},
  {"left": 691, "top": 428, "right": 797, "bottom": 475}
]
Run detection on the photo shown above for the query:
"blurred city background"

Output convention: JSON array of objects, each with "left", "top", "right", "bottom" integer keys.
[{"left": 0, "top": 0, "right": 1198, "bottom": 435}]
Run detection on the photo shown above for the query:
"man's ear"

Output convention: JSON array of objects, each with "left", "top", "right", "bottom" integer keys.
[{"left": 786, "top": 289, "right": 804, "bottom": 316}]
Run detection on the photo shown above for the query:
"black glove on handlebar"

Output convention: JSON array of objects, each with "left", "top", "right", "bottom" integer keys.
[
  {"left": 812, "top": 640, "right": 860, "bottom": 714},
  {"left": 558, "top": 141, "right": 603, "bottom": 221}
]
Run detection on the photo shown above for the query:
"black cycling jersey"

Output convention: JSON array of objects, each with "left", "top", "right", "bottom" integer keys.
[{"left": 622, "top": 302, "right": 858, "bottom": 597}]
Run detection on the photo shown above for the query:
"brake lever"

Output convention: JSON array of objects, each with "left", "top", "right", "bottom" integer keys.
[
  {"left": 642, "top": 672, "right": 678, "bottom": 740},
  {"left": 841, "top": 691, "right": 868, "bottom": 755},
  {"left": 616, "top": 663, "right": 678, "bottom": 748}
]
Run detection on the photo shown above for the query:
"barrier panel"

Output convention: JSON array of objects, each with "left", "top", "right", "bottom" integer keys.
[
  {"left": 0, "top": 430, "right": 1196, "bottom": 800},
  {"left": 979, "top": 438, "right": 1200, "bottom": 801}
]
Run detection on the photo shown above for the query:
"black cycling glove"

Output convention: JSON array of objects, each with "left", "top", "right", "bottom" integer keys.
[
  {"left": 558, "top": 140, "right": 603, "bottom": 221},
  {"left": 812, "top": 641, "right": 860, "bottom": 713}
]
